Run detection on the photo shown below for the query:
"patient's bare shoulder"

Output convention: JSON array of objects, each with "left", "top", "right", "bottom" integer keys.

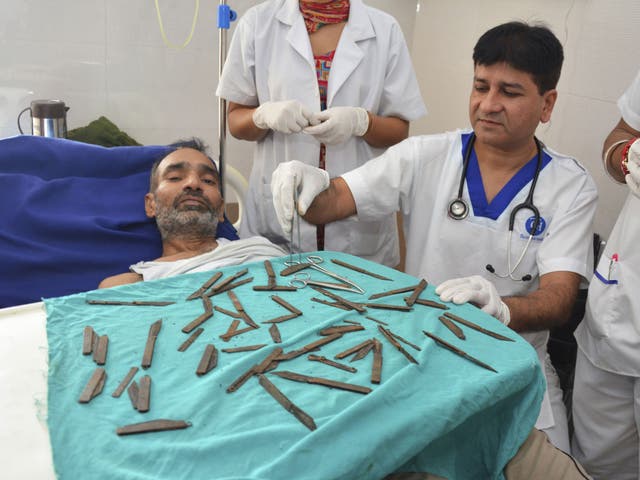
[{"left": 98, "top": 272, "right": 143, "bottom": 289}]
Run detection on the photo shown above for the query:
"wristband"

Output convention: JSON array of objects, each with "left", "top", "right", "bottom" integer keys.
[{"left": 620, "top": 137, "right": 639, "bottom": 176}]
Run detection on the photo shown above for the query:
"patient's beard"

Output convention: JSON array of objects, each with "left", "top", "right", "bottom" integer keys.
[{"left": 154, "top": 203, "right": 221, "bottom": 243}]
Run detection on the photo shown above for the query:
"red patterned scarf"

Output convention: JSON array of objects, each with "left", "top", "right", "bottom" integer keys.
[{"left": 299, "top": 0, "right": 350, "bottom": 33}]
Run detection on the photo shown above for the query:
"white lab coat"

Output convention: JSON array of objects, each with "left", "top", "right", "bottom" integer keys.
[
  {"left": 343, "top": 130, "right": 598, "bottom": 449},
  {"left": 572, "top": 69, "right": 640, "bottom": 478},
  {"left": 216, "top": 0, "right": 427, "bottom": 267}
]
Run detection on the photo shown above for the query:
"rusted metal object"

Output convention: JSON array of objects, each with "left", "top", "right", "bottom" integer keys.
[
  {"left": 318, "top": 324, "right": 365, "bottom": 336},
  {"left": 443, "top": 312, "right": 514, "bottom": 342},
  {"left": 227, "top": 291, "right": 259, "bottom": 329},
  {"left": 439, "top": 316, "right": 466, "bottom": 340},
  {"left": 270, "top": 295, "right": 302, "bottom": 315},
  {"left": 111, "top": 366, "right": 139, "bottom": 398},
  {"left": 178, "top": 328, "right": 204, "bottom": 352},
  {"left": 186, "top": 272, "right": 223, "bottom": 300},
  {"left": 368, "top": 285, "right": 417, "bottom": 300},
  {"left": 269, "top": 323, "right": 282, "bottom": 343},
  {"left": 142, "top": 319, "right": 162, "bottom": 369},
  {"left": 350, "top": 341, "right": 375, "bottom": 362},
  {"left": 364, "top": 315, "right": 389, "bottom": 326},
  {"left": 413, "top": 298, "right": 449, "bottom": 310},
  {"left": 388, "top": 330, "right": 422, "bottom": 352},
  {"left": 272, "top": 370, "right": 372, "bottom": 394},
  {"left": 335, "top": 339, "right": 375, "bottom": 360},
  {"left": 371, "top": 339, "right": 383, "bottom": 384},
  {"left": 253, "top": 260, "right": 297, "bottom": 292},
  {"left": 196, "top": 344, "right": 218, "bottom": 376},
  {"left": 127, "top": 380, "right": 139, "bottom": 410},
  {"left": 363, "top": 303, "right": 412, "bottom": 312},
  {"left": 221, "top": 344, "right": 267, "bottom": 353},
  {"left": 330, "top": 258, "right": 392, "bottom": 281},
  {"left": 207, "top": 277, "right": 254, "bottom": 296},
  {"left": 310, "top": 297, "right": 352, "bottom": 310},
  {"left": 226, "top": 365, "right": 258, "bottom": 393},
  {"left": 261, "top": 313, "right": 300, "bottom": 324},
  {"left": 94, "top": 334, "right": 109, "bottom": 365},
  {"left": 307, "top": 354, "right": 357, "bottom": 373},
  {"left": 423, "top": 330, "right": 497, "bottom": 373},
  {"left": 86, "top": 299, "right": 175, "bottom": 306},
  {"left": 377, "top": 325, "right": 418, "bottom": 364},
  {"left": 258, "top": 374, "right": 317, "bottom": 431},
  {"left": 78, "top": 367, "right": 106, "bottom": 403},
  {"left": 208, "top": 268, "right": 249, "bottom": 293},
  {"left": 82, "top": 326, "right": 95, "bottom": 355},
  {"left": 220, "top": 320, "right": 255, "bottom": 342},
  {"left": 116, "top": 419, "right": 191, "bottom": 436},
  {"left": 182, "top": 311, "right": 213, "bottom": 334},
  {"left": 278, "top": 333, "right": 342, "bottom": 361},
  {"left": 404, "top": 279, "right": 428, "bottom": 307},
  {"left": 137, "top": 375, "right": 152, "bottom": 412},
  {"left": 279, "top": 262, "right": 312, "bottom": 277},
  {"left": 311, "top": 286, "right": 365, "bottom": 313}
]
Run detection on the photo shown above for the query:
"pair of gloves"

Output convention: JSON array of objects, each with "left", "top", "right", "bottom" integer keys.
[
  {"left": 253, "top": 100, "right": 369, "bottom": 145},
  {"left": 624, "top": 138, "right": 640, "bottom": 198}
]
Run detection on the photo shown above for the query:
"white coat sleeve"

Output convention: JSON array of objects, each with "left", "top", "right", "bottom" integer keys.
[
  {"left": 216, "top": 10, "right": 259, "bottom": 106},
  {"left": 537, "top": 166, "right": 598, "bottom": 279},
  {"left": 618, "top": 69, "right": 640, "bottom": 131},
  {"left": 376, "top": 22, "right": 427, "bottom": 122},
  {"left": 341, "top": 137, "right": 425, "bottom": 220}
]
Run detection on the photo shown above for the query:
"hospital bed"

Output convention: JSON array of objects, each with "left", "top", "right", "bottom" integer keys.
[{"left": 0, "top": 136, "right": 545, "bottom": 479}]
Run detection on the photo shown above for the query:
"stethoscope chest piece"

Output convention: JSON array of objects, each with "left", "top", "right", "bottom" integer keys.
[{"left": 448, "top": 198, "right": 469, "bottom": 220}]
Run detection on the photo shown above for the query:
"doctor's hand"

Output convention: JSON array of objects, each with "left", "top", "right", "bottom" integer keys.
[
  {"left": 252, "top": 100, "right": 318, "bottom": 134},
  {"left": 624, "top": 138, "right": 640, "bottom": 198},
  {"left": 304, "top": 107, "right": 370, "bottom": 145},
  {"left": 435, "top": 275, "right": 511, "bottom": 326},
  {"left": 271, "top": 160, "right": 330, "bottom": 235}
]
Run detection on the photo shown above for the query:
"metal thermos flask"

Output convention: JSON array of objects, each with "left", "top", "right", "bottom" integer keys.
[{"left": 18, "top": 99, "right": 69, "bottom": 138}]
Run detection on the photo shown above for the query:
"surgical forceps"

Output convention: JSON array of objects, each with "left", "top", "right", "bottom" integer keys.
[{"left": 284, "top": 256, "right": 365, "bottom": 294}]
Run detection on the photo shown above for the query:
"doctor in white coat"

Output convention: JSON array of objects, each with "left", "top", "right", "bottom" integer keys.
[
  {"left": 216, "top": 0, "right": 426, "bottom": 267},
  {"left": 572, "top": 68, "right": 640, "bottom": 480},
  {"left": 270, "top": 21, "right": 598, "bottom": 455}
]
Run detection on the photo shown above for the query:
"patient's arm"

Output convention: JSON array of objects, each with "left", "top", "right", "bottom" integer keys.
[{"left": 98, "top": 272, "right": 143, "bottom": 289}]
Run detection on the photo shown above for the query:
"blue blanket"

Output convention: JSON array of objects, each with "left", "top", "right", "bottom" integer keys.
[
  {"left": 0, "top": 135, "right": 238, "bottom": 308},
  {"left": 45, "top": 251, "right": 544, "bottom": 480}
]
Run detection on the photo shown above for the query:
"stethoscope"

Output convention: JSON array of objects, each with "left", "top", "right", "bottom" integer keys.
[{"left": 447, "top": 133, "right": 543, "bottom": 282}]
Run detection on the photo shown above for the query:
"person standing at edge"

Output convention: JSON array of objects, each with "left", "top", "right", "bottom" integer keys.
[
  {"left": 216, "top": 0, "right": 426, "bottom": 267},
  {"left": 572, "top": 68, "right": 640, "bottom": 480}
]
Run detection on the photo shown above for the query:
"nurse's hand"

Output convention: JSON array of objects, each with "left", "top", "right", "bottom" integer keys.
[
  {"left": 304, "top": 107, "right": 369, "bottom": 145},
  {"left": 435, "top": 275, "right": 511, "bottom": 326},
  {"left": 271, "top": 160, "right": 330, "bottom": 235},
  {"left": 625, "top": 138, "right": 640, "bottom": 198},
  {"left": 252, "top": 100, "right": 317, "bottom": 134}
]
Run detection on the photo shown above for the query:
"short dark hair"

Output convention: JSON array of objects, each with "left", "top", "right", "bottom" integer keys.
[
  {"left": 149, "top": 137, "right": 219, "bottom": 192},
  {"left": 473, "top": 21, "right": 564, "bottom": 94}
]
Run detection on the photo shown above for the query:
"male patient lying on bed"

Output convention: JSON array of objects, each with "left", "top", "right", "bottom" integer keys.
[{"left": 99, "top": 138, "right": 285, "bottom": 288}]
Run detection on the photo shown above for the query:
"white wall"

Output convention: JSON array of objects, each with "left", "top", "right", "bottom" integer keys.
[{"left": 411, "top": 0, "right": 640, "bottom": 239}]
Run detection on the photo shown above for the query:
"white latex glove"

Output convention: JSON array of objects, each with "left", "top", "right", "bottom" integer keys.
[
  {"left": 435, "top": 275, "right": 511, "bottom": 326},
  {"left": 252, "top": 100, "right": 318, "bottom": 134},
  {"left": 625, "top": 138, "right": 640, "bottom": 198},
  {"left": 271, "top": 160, "right": 330, "bottom": 235},
  {"left": 303, "top": 106, "right": 369, "bottom": 145}
]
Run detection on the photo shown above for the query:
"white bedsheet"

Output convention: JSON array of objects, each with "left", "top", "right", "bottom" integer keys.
[{"left": 0, "top": 302, "right": 55, "bottom": 479}]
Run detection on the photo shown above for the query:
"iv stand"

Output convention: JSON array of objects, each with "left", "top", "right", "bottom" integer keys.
[{"left": 217, "top": 1, "right": 236, "bottom": 197}]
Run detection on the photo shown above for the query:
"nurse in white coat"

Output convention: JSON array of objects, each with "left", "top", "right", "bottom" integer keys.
[
  {"left": 216, "top": 0, "right": 426, "bottom": 267},
  {"left": 271, "top": 21, "right": 598, "bottom": 454},
  {"left": 572, "top": 69, "right": 640, "bottom": 480}
]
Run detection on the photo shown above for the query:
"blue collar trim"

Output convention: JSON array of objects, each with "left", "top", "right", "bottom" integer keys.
[{"left": 460, "top": 133, "right": 552, "bottom": 220}]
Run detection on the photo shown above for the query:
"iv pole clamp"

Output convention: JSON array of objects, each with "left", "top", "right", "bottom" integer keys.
[{"left": 217, "top": 1, "right": 237, "bottom": 197}]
